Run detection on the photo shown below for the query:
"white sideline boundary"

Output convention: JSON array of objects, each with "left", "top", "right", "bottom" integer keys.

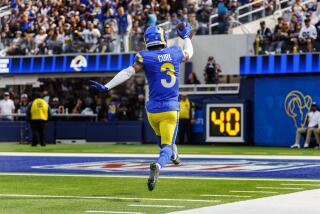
[
  {"left": 0, "top": 194, "right": 219, "bottom": 203},
  {"left": 1, "top": 152, "right": 320, "bottom": 160},
  {"left": 1, "top": 172, "right": 320, "bottom": 182},
  {"left": 86, "top": 211, "right": 144, "bottom": 214},
  {"left": 168, "top": 189, "right": 320, "bottom": 214}
]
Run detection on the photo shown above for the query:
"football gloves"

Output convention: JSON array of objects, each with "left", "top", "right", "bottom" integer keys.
[
  {"left": 89, "top": 80, "right": 108, "bottom": 92},
  {"left": 177, "top": 22, "right": 192, "bottom": 39}
]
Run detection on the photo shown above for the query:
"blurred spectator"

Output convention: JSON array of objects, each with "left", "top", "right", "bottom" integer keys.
[
  {"left": 115, "top": 6, "right": 132, "bottom": 52},
  {"left": 117, "top": 97, "right": 133, "bottom": 120},
  {"left": 72, "top": 98, "right": 84, "bottom": 114},
  {"left": 158, "top": 0, "right": 171, "bottom": 22},
  {"left": 186, "top": 72, "right": 201, "bottom": 84},
  {"left": 0, "top": 92, "right": 15, "bottom": 121},
  {"left": 80, "top": 22, "right": 101, "bottom": 53},
  {"left": 19, "top": 94, "right": 30, "bottom": 114},
  {"left": 314, "top": 19, "right": 320, "bottom": 51},
  {"left": 6, "top": 31, "right": 26, "bottom": 55},
  {"left": 42, "top": 90, "right": 50, "bottom": 103},
  {"left": 292, "top": 0, "right": 307, "bottom": 24},
  {"left": 290, "top": 21, "right": 302, "bottom": 53},
  {"left": 100, "top": 24, "right": 116, "bottom": 52},
  {"left": 291, "top": 102, "right": 320, "bottom": 148},
  {"left": 178, "top": 94, "right": 195, "bottom": 144},
  {"left": 188, "top": 12, "right": 199, "bottom": 35},
  {"left": 145, "top": 6, "right": 157, "bottom": 27},
  {"left": 270, "top": 17, "right": 284, "bottom": 53},
  {"left": 196, "top": 4, "right": 211, "bottom": 35},
  {"left": 134, "top": 94, "right": 145, "bottom": 120},
  {"left": 204, "top": 56, "right": 221, "bottom": 84},
  {"left": 299, "top": 18, "right": 317, "bottom": 52},
  {"left": 50, "top": 97, "right": 65, "bottom": 114},
  {"left": 253, "top": 21, "right": 272, "bottom": 54},
  {"left": 34, "top": 28, "right": 48, "bottom": 54},
  {"left": 107, "top": 94, "right": 120, "bottom": 121},
  {"left": 81, "top": 105, "right": 94, "bottom": 115}
]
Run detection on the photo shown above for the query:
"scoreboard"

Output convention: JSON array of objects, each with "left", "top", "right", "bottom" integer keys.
[{"left": 205, "top": 102, "right": 247, "bottom": 143}]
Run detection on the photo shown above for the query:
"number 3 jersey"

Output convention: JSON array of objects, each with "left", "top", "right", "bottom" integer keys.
[{"left": 134, "top": 45, "right": 185, "bottom": 113}]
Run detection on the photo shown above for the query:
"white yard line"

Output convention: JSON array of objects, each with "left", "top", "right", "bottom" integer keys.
[
  {"left": 200, "top": 194, "right": 252, "bottom": 198},
  {"left": 1, "top": 172, "right": 320, "bottom": 182},
  {"left": 85, "top": 211, "right": 144, "bottom": 214},
  {"left": 281, "top": 183, "right": 320, "bottom": 187},
  {"left": 230, "top": 190, "right": 278, "bottom": 194},
  {"left": 128, "top": 204, "right": 184, "bottom": 208},
  {"left": 0, "top": 194, "right": 219, "bottom": 203},
  {"left": 1, "top": 152, "right": 320, "bottom": 160},
  {"left": 256, "top": 187, "right": 304, "bottom": 190},
  {"left": 168, "top": 189, "right": 320, "bottom": 214}
]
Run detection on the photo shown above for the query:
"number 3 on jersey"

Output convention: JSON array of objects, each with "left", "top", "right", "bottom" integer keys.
[{"left": 160, "top": 62, "right": 176, "bottom": 88}]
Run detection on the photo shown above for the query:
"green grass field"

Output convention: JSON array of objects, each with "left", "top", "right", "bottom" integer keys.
[
  {"left": 0, "top": 143, "right": 320, "bottom": 214},
  {"left": 1, "top": 175, "right": 320, "bottom": 214}
]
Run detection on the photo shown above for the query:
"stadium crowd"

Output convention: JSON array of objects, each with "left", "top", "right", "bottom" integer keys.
[
  {"left": 254, "top": 0, "right": 320, "bottom": 54},
  {"left": 0, "top": 0, "right": 255, "bottom": 56},
  {"left": 0, "top": 76, "right": 146, "bottom": 121}
]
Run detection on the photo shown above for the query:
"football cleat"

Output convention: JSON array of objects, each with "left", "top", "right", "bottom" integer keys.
[
  {"left": 171, "top": 144, "right": 181, "bottom": 165},
  {"left": 147, "top": 162, "right": 160, "bottom": 191}
]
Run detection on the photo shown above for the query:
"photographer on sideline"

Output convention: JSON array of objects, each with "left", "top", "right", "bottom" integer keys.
[{"left": 204, "top": 56, "right": 221, "bottom": 84}]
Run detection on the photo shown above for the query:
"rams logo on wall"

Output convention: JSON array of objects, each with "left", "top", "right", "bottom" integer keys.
[
  {"left": 284, "top": 90, "right": 312, "bottom": 128},
  {"left": 70, "top": 55, "right": 87, "bottom": 71}
]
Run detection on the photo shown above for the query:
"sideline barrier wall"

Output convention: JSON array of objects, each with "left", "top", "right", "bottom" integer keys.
[
  {"left": 0, "top": 121, "right": 143, "bottom": 143},
  {"left": 241, "top": 53, "right": 320, "bottom": 146}
]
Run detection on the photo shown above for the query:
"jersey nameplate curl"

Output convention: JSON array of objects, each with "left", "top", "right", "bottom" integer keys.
[{"left": 158, "top": 54, "right": 172, "bottom": 62}]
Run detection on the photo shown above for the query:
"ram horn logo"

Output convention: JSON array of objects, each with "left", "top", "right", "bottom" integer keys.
[
  {"left": 70, "top": 55, "right": 87, "bottom": 71},
  {"left": 284, "top": 90, "right": 312, "bottom": 128}
]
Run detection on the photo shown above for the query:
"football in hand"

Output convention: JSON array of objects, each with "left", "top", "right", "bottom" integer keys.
[{"left": 177, "top": 23, "right": 192, "bottom": 39}]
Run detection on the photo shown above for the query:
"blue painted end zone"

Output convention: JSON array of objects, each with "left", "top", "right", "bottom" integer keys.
[{"left": 1, "top": 155, "right": 320, "bottom": 179}]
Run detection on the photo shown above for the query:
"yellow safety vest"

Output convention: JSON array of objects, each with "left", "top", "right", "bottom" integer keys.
[
  {"left": 31, "top": 98, "right": 49, "bottom": 121},
  {"left": 179, "top": 98, "right": 190, "bottom": 119}
]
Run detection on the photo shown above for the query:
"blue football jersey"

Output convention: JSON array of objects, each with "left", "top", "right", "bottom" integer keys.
[{"left": 134, "top": 45, "right": 184, "bottom": 113}]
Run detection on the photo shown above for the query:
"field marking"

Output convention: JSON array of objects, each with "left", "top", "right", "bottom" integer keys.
[
  {"left": 256, "top": 187, "right": 304, "bottom": 190},
  {"left": 0, "top": 194, "right": 219, "bottom": 203},
  {"left": 200, "top": 194, "right": 252, "bottom": 198},
  {"left": 2, "top": 152, "right": 320, "bottom": 160},
  {"left": 1, "top": 172, "right": 320, "bottom": 182},
  {"left": 169, "top": 189, "right": 320, "bottom": 214},
  {"left": 281, "top": 183, "right": 320, "bottom": 187},
  {"left": 128, "top": 204, "right": 184, "bottom": 208},
  {"left": 230, "top": 190, "right": 278, "bottom": 194},
  {"left": 86, "top": 211, "right": 144, "bottom": 214}
]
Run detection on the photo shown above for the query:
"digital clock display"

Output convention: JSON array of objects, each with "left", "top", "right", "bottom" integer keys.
[{"left": 206, "top": 103, "right": 245, "bottom": 143}]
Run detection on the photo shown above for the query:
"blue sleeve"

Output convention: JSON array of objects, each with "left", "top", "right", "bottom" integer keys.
[{"left": 134, "top": 51, "right": 144, "bottom": 64}]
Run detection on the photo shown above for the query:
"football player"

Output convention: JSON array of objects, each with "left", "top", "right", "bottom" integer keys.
[{"left": 90, "top": 23, "right": 193, "bottom": 191}]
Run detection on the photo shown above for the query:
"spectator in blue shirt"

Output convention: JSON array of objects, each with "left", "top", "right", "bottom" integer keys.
[{"left": 115, "top": 6, "right": 132, "bottom": 52}]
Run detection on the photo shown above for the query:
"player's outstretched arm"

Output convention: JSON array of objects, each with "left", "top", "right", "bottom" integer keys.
[
  {"left": 177, "top": 22, "right": 194, "bottom": 62},
  {"left": 90, "top": 62, "right": 143, "bottom": 92}
]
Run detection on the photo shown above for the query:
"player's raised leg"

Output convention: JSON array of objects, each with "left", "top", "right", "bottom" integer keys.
[{"left": 147, "top": 111, "right": 179, "bottom": 191}]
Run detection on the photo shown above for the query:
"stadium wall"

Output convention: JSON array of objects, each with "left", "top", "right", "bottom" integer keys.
[{"left": 170, "top": 34, "right": 256, "bottom": 80}]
